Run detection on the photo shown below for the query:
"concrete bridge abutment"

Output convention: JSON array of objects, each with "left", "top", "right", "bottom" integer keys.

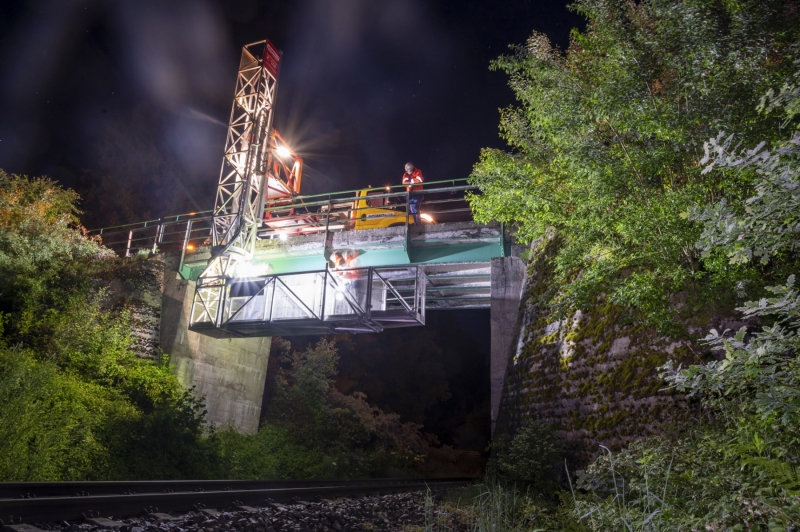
[{"left": 489, "top": 247, "right": 528, "bottom": 435}]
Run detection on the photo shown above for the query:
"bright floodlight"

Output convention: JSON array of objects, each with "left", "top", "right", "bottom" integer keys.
[
  {"left": 276, "top": 145, "right": 292, "bottom": 158},
  {"left": 278, "top": 232, "right": 289, "bottom": 241},
  {"left": 235, "top": 260, "right": 258, "bottom": 278},
  {"left": 420, "top": 213, "right": 435, "bottom": 223}
]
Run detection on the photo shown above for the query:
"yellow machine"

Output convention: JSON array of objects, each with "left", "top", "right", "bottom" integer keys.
[{"left": 351, "top": 188, "right": 416, "bottom": 230}]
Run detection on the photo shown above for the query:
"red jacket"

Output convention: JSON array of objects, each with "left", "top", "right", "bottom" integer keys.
[{"left": 402, "top": 168, "right": 424, "bottom": 192}]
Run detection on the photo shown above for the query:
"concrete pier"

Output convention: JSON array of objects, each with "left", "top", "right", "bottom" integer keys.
[{"left": 160, "top": 255, "right": 271, "bottom": 434}]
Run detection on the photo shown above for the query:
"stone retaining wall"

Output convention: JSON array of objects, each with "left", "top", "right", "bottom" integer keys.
[{"left": 494, "top": 235, "right": 730, "bottom": 465}]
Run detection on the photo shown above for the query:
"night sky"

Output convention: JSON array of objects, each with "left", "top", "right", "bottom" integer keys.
[
  {"left": 0, "top": 0, "right": 583, "bottom": 449},
  {"left": 0, "top": 0, "right": 582, "bottom": 222}
]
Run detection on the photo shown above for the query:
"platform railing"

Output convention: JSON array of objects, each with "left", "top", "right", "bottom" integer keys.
[
  {"left": 189, "top": 265, "right": 426, "bottom": 336},
  {"left": 86, "top": 178, "right": 479, "bottom": 257}
]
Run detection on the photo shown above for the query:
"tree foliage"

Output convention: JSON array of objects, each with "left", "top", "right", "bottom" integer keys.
[
  {"left": 254, "top": 338, "right": 429, "bottom": 478},
  {"left": 0, "top": 172, "right": 217, "bottom": 480},
  {"left": 663, "top": 63, "right": 800, "bottom": 430},
  {"left": 495, "top": 420, "right": 562, "bottom": 491},
  {"left": 469, "top": 0, "right": 799, "bottom": 326},
  {"left": 471, "top": 1, "right": 800, "bottom": 528},
  {"left": 567, "top": 29, "right": 800, "bottom": 532}
]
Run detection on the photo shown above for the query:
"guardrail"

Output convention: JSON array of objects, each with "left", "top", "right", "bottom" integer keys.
[
  {"left": 87, "top": 212, "right": 214, "bottom": 257},
  {"left": 86, "top": 179, "right": 478, "bottom": 258}
]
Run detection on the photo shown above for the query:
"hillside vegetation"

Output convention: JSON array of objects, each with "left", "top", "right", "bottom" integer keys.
[{"left": 466, "top": 0, "right": 800, "bottom": 528}]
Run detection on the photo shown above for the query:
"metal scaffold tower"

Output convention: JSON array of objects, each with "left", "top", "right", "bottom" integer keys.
[{"left": 192, "top": 40, "right": 290, "bottom": 327}]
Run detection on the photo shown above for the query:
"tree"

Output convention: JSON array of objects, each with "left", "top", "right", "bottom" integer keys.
[
  {"left": 469, "top": 0, "right": 799, "bottom": 326},
  {"left": 667, "top": 68, "right": 800, "bottom": 429},
  {"left": 571, "top": 71, "right": 800, "bottom": 530},
  {"left": 0, "top": 171, "right": 215, "bottom": 480},
  {"left": 259, "top": 338, "right": 428, "bottom": 478}
]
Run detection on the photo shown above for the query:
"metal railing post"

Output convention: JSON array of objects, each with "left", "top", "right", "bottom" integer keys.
[
  {"left": 152, "top": 222, "right": 163, "bottom": 254},
  {"left": 179, "top": 220, "right": 193, "bottom": 275},
  {"left": 323, "top": 196, "right": 333, "bottom": 256},
  {"left": 404, "top": 190, "right": 410, "bottom": 257},
  {"left": 126, "top": 230, "right": 133, "bottom": 257},
  {"left": 365, "top": 267, "right": 374, "bottom": 321}
]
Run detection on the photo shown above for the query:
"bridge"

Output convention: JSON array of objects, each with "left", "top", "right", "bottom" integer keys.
[
  {"left": 89, "top": 180, "right": 526, "bottom": 434},
  {"left": 90, "top": 179, "right": 516, "bottom": 336}
]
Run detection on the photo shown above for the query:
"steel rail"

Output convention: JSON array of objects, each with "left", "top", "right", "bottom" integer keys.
[{"left": 1, "top": 477, "right": 471, "bottom": 523}]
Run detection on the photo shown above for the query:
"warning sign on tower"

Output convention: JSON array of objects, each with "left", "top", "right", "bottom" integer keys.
[{"left": 264, "top": 40, "right": 281, "bottom": 78}]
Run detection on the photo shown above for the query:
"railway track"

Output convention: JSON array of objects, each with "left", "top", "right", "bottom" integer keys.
[{"left": 0, "top": 477, "right": 470, "bottom": 524}]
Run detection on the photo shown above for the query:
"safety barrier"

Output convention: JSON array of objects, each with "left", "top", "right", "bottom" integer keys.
[{"left": 86, "top": 178, "right": 478, "bottom": 257}]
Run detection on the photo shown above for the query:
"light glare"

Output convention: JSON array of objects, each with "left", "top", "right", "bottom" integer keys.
[{"left": 276, "top": 145, "right": 292, "bottom": 158}]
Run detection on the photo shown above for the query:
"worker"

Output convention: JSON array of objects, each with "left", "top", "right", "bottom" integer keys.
[
  {"left": 402, "top": 162, "right": 424, "bottom": 225},
  {"left": 330, "top": 249, "right": 359, "bottom": 271}
]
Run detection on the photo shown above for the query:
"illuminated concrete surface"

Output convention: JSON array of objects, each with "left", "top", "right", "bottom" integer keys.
[
  {"left": 489, "top": 248, "right": 528, "bottom": 434},
  {"left": 160, "top": 255, "right": 270, "bottom": 434}
]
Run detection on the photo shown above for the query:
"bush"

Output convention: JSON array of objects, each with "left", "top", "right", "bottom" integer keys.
[
  {"left": 496, "top": 420, "right": 563, "bottom": 491},
  {"left": 0, "top": 171, "right": 216, "bottom": 481},
  {"left": 214, "top": 425, "right": 329, "bottom": 480},
  {"left": 261, "top": 338, "right": 428, "bottom": 478}
]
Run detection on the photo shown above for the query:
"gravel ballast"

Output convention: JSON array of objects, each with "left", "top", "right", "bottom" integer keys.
[{"left": 19, "top": 490, "right": 468, "bottom": 532}]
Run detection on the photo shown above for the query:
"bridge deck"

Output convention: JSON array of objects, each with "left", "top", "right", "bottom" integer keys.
[{"left": 180, "top": 221, "right": 507, "bottom": 277}]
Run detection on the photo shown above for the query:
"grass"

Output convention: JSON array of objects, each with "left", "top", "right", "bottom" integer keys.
[{"left": 420, "top": 482, "right": 569, "bottom": 531}]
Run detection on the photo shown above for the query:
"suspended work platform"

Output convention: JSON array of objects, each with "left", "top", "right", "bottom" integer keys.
[{"left": 190, "top": 265, "right": 426, "bottom": 337}]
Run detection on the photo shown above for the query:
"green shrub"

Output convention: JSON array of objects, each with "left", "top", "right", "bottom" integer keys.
[
  {"left": 0, "top": 346, "right": 128, "bottom": 480},
  {"left": 262, "top": 338, "right": 428, "bottom": 478},
  {"left": 469, "top": 0, "right": 799, "bottom": 329},
  {"left": 0, "top": 171, "right": 216, "bottom": 481},
  {"left": 214, "top": 425, "right": 328, "bottom": 480},
  {"left": 496, "top": 420, "right": 563, "bottom": 491}
]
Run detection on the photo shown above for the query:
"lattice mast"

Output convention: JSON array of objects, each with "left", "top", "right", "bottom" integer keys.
[
  {"left": 213, "top": 40, "right": 281, "bottom": 256},
  {"left": 191, "top": 40, "right": 283, "bottom": 327}
]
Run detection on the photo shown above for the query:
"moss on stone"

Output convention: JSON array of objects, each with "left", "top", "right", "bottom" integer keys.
[{"left": 495, "top": 234, "right": 706, "bottom": 466}]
